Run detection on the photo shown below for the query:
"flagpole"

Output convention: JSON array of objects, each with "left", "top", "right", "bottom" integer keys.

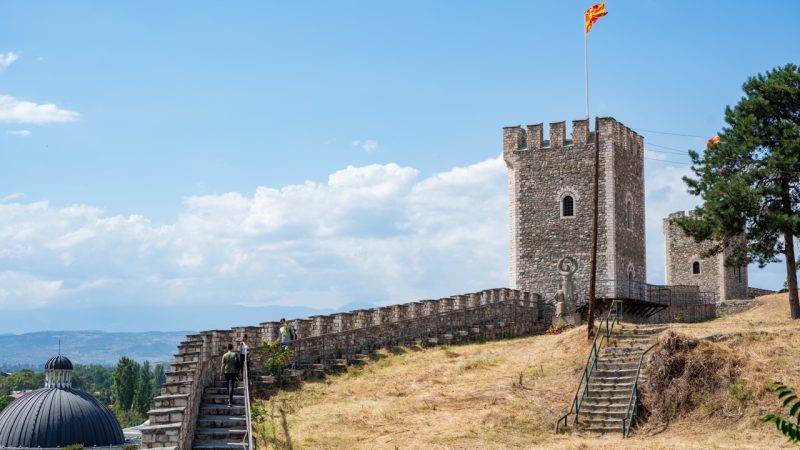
[{"left": 584, "top": 24, "right": 589, "bottom": 119}]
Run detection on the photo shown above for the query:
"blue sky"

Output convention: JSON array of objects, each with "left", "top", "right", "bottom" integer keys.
[{"left": 0, "top": 1, "right": 796, "bottom": 333}]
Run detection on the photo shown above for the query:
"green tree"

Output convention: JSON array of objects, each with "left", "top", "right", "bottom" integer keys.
[
  {"left": 0, "top": 395, "right": 14, "bottom": 412},
  {"left": 71, "top": 364, "right": 114, "bottom": 403},
  {"left": 0, "top": 369, "right": 45, "bottom": 395},
  {"left": 112, "top": 357, "right": 139, "bottom": 411},
  {"left": 132, "top": 361, "right": 153, "bottom": 415},
  {"left": 151, "top": 363, "right": 166, "bottom": 392},
  {"left": 678, "top": 63, "right": 800, "bottom": 319}
]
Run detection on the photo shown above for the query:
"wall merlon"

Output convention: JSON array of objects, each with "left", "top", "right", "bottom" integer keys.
[
  {"left": 549, "top": 121, "right": 566, "bottom": 148},
  {"left": 571, "top": 119, "right": 589, "bottom": 144},
  {"left": 526, "top": 123, "right": 543, "bottom": 150},
  {"left": 503, "top": 125, "right": 526, "bottom": 153}
]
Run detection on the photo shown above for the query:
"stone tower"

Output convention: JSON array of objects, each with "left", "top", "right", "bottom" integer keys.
[
  {"left": 503, "top": 117, "right": 646, "bottom": 301},
  {"left": 663, "top": 211, "right": 748, "bottom": 300}
]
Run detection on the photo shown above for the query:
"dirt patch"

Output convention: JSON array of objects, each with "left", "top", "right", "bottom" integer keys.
[{"left": 640, "top": 331, "right": 742, "bottom": 429}]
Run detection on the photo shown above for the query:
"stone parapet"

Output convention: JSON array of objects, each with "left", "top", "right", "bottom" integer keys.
[{"left": 145, "top": 288, "right": 549, "bottom": 450}]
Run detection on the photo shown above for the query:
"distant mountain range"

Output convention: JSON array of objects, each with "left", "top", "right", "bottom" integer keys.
[{"left": 0, "top": 330, "right": 192, "bottom": 369}]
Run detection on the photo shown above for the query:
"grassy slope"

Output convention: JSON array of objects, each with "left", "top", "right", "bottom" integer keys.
[{"left": 253, "top": 293, "right": 800, "bottom": 449}]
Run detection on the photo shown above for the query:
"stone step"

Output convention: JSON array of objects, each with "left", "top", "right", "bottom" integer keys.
[
  {"left": 592, "top": 369, "right": 638, "bottom": 377},
  {"left": 582, "top": 394, "right": 630, "bottom": 403},
  {"left": 140, "top": 422, "right": 182, "bottom": 446},
  {"left": 169, "top": 361, "right": 198, "bottom": 370},
  {"left": 582, "top": 417, "right": 627, "bottom": 428},
  {"left": 580, "top": 403, "right": 628, "bottom": 413},
  {"left": 147, "top": 407, "right": 186, "bottom": 424},
  {"left": 153, "top": 394, "right": 189, "bottom": 409},
  {"left": 200, "top": 404, "right": 245, "bottom": 416},
  {"left": 165, "top": 370, "right": 195, "bottom": 383},
  {"left": 580, "top": 396, "right": 629, "bottom": 406},
  {"left": 194, "top": 428, "right": 247, "bottom": 441},
  {"left": 192, "top": 442, "right": 247, "bottom": 450},
  {"left": 590, "top": 374, "right": 636, "bottom": 382},
  {"left": 595, "top": 363, "right": 639, "bottom": 371},
  {"left": 586, "top": 386, "right": 634, "bottom": 396},
  {"left": 197, "top": 415, "right": 247, "bottom": 428},
  {"left": 173, "top": 352, "right": 200, "bottom": 363},
  {"left": 581, "top": 410, "right": 628, "bottom": 420},
  {"left": 186, "top": 334, "right": 203, "bottom": 342},
  {"left": 205, "top": 386, "right": 245, "bottom": 396},
  {"left": 161, "top": 381, "right": 192, "bottom": 395},
  {"left": 210, "top": 380, "right": 244, "bottom": 388},
  {"left": 202, "top": 394, "right": 246, "bottom": 405},
  {"left": 584, "top": 424, "right": 624, "bottom": 434}
]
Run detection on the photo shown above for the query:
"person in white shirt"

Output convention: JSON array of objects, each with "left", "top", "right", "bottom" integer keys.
[{"left": 239, "top": 334, "right": 250, "bottom": 378}]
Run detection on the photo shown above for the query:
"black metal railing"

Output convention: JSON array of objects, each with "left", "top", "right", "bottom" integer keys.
[
  {"left": 622, "top": 344, "right": 655, "bottom": 437},
  {"left": 555, "top": 300, "right": 623, "bottom": 433}
]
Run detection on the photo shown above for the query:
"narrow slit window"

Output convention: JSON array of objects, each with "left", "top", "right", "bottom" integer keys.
[
  {"left": 562, "top": 195, "right": 574, "bottom": 217},
  {"left": 692, "top": 261, "right": 701, "bottom": 274}
]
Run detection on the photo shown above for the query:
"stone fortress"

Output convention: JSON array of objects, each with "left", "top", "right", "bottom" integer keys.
[
  {"left": 503, "top": 117, "right": 645, "bottom": 301},
  {"left": 663, "top": 210, "right": 749, "bottom": 301},
  {"left": 503, "top": 117, "right": 760, "bottom": 307},
  {"left": 136, "top": 116, "right": 771, "bottom": 450}
]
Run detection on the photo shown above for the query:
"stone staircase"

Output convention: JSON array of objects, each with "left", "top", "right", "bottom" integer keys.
[
  {"left": 578, "top": 324, "right": 664, "bottom": 434},
  {"left": 192, "top": 380, "right": 247, "bottom": 450},
  {"left": 141, "top": 338, "right": 203, "bottom": 449}
]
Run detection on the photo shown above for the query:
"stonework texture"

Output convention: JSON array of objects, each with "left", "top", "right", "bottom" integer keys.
[
  {"left": 663, "top": 211, "right": 748, "bottom": 301},
  {"left": 503, "top": 117, "right": 646, "bottom": 302}
]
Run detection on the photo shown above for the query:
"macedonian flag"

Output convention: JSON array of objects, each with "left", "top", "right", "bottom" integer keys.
[{"left": 585, "top": 3, "right": 608, "bottom": 33}]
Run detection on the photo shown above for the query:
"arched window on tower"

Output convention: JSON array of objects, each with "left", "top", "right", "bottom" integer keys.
[
  {"left": 692, "top": 261, "right": 701, "bottom": 274},
  {"left": 562, "top": 195, "right": 574, "bottom": 218}
]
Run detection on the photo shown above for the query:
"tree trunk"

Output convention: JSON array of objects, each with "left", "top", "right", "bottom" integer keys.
[{"left": 785, "top": 230, "right": 800, "bottom": 319}]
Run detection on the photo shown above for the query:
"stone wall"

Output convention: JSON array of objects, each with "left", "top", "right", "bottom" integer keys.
[
  {"left": 503, "top": 117, "right": 645, "bottom": 303},
  {"left": 663, "top": 211, "right": 748, "bottom": 300},
  {"left": 141, "top": 288, "right": 549, "bottom": 449}
]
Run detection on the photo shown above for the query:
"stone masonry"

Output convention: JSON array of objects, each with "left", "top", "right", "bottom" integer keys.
[
  {"left": 140, "top": 288, "right": 551, "bottom": 450},
  {"left": 663, "top": 211, "right": 748, "bottom": 300},
  {"left": 503, "top": 117, "right": 646, "bottom": 302}
]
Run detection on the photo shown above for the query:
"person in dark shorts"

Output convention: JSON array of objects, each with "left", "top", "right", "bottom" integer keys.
[{"left": 220, "top": 343, "right": 238, "bottom": 407}]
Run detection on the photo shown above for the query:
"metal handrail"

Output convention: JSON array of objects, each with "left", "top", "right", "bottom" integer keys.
[
  {"left": 241, "top": 353, "right": 254, "bottom": 450},
  {"left": 556, "top": 300, "right": 622, "bottom": 433},
  {"left": 622, "top": 343, "right": 655, "bottom": 437}
]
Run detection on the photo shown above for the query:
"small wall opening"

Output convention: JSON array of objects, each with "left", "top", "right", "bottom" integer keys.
[
  {"left": 562, "top": 195, "right": 574, "bottom": 217},
  {"left": 692, "top": 261, "right": 701, "bottom": 275}
]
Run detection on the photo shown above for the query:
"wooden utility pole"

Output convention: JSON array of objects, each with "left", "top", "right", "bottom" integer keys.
[{"left": 587, "top": 116, "right": 600, "bottom": 340}]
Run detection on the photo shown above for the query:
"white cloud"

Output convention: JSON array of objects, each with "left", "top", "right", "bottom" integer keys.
[
  {"left": 0, "top": 158, "right": 507, "bottom": 311},
  {"left": 0, "top": 95, "right": 80, "bottom": 124},
  {"left": 0, "top": 271, "right": 62, "bottom": 308},
  {"left": 352, "top": 139, "right": 378, "bottom": 152},
  {"left": 0, "top": 156, "right": 785, "bottom": 318},
  {"left": 0, "top": 52, "right": 18, "bottom": 69},
  {"left": 8, "top": 129, "right": 32, "bottom": 137}
]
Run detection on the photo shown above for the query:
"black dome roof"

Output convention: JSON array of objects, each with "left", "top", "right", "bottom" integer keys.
[
  {"left": 44, "top": 355, "right": 73, "bottom": 371},
  {"left": 0, "top": 388, "right": 125, "bottom": 448}
]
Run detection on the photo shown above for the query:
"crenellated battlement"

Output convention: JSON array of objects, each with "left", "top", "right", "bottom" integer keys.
[{"left": 503, "top": 117, "right": 642, "bottom": 157}]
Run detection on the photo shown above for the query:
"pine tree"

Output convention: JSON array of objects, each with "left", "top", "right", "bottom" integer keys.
[
  {"left": 678, "top": 63, "right": 800, "bottom": 319},
  {"left": 133, "top": 361, "right": 153, "bottom": 415},
  {"left": 112, "top": 357, "right": 139, "bottom": 411}
]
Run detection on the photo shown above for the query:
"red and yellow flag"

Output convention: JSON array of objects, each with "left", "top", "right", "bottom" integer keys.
[
  {"left": 585, "top": 3, "right": 608, "bottom": 33},
  {"left": 706, "top": 135, "right": 721, "bottom": 148}
]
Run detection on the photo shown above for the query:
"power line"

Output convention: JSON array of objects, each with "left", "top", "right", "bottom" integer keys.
[{"left": 633, "top": 128, "right": 709, "bottom": 139}]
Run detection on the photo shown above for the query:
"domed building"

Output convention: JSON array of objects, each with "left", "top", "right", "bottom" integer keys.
[{"left": 0, "top": 355, "right": 125, "bottom": 449}]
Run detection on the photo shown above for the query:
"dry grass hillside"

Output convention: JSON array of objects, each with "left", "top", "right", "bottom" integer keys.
[{"left": 252, "top": 293, "right": 800, "bottom": 449}]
